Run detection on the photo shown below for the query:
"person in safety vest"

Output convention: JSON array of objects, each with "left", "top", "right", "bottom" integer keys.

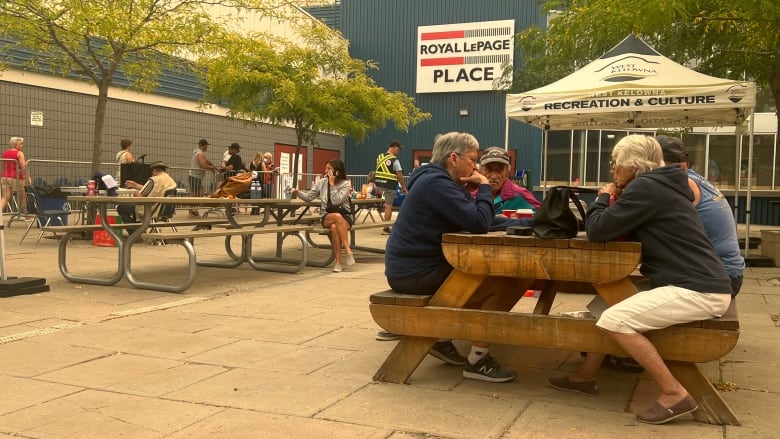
[{"left": 374, "top": 140, "right": 407, "bottom": 234}]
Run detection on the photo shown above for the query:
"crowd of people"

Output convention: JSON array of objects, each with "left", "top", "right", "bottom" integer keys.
[{"left": 3, "top": 131, "right": 747, "bottom": 424}]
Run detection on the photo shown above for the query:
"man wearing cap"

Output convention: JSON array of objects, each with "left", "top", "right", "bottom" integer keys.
[
  {"left": 656, "top": 136, "right": 744, "bottom": 296},
  {"left": 478, "top": 146, "right": 541, "bottom": 213},
  {"left": 374, "top": 140, "right": 408, "bottom": 234},
  {"left": 224, "top": 142, "right": 246, "bottom": 174},
  {"left": 119, "top": 161, "right": 178, "bottom": 228},
  {"left": 189, "top": 139, "right": 217, "bottom": 218}
]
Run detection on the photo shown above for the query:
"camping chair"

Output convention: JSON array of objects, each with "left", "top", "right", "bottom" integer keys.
[
  {"left": 147, "top": 188, "right": 178, "bottom": 245},
  {"left": 20, "top": 185, "right": 69, "bottom": 244}
]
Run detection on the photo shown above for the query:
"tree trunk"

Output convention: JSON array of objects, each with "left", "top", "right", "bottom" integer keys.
[{"left": 91, "top": 81, "right": 110, "bottom": 173}]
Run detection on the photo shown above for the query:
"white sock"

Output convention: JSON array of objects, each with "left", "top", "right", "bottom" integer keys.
[{"left": 468, "top": 346, "right": 488, "bottom": 365}]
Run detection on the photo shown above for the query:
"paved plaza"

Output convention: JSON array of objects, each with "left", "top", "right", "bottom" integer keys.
[{"left": 0, "top": 219, "right": 778, "bottom": 438}]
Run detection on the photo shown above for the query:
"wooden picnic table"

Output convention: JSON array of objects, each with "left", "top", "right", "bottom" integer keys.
[{"left": 370, "top": 232, "right": 741, "bottom": 425}]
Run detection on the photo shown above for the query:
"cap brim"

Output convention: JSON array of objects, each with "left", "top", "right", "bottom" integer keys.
[{"left": 480, "top": 157, "right": 510, "bottom": 166}]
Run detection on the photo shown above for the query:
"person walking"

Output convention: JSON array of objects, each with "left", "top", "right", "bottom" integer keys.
[
  {"left": 1, "top": 137, "right": 30, "bottom": 215},
  {"left": 374, "top": 140, "right": 407, "bottom": 234}
]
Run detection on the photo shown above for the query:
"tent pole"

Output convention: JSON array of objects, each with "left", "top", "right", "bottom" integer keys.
[
  {"left": 542, "top": 127, "right": 549, "bottom": 196},
  {"left": 744, "top": 114, "right": 756, "bottom": 257},
  {"left": 504, "top": 117, "right": 509, "bottom": 151},
  {"left": 734, "top": 135, "right": 741, "bottom": 221}
]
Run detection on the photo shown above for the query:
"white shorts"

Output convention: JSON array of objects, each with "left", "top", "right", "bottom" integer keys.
[{"left": 596, "top": 285, "right": 731, "bottom": 334}]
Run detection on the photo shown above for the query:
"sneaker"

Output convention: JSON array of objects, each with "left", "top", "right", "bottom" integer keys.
[
  {"left": 344, "top": 254, "right": 355, "bottom": 266},
  {"left": 332, "top": 263, "right": 343, "bottom": 273},
  {"left": 381, "top": 227, "right": 391, "bottom": 235},
  {"left": 548, "top": 376, "right": 599, "bottom": 395},
  {"left": 375, "top": 330, "right": 401, "bottom": 341},
  {"left": 428, "top": 341, "right": 466, "bottom": 366},
  {"left": 463, "top": 354, "right": 518, "bottom": 383}
]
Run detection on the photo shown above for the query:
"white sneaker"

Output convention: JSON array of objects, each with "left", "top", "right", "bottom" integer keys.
[
  {"left": 332, "top": 263, "right": 343, "bottom": 272},
  {"left": 344, "top": 254, "right": 355, "bottom": 266}
]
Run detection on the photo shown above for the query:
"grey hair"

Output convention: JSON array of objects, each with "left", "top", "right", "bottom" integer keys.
[
  {"left": 430, "top": 132, "right": 479, "bottom": 167},
  {"left": 9, "top": 137, "right": 23, "bottom": 148},
  {"left": 612, "top": 134, "right": 664, "bottom": 176}
]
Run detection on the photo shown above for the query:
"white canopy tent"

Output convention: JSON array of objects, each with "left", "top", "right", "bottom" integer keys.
[{"left": 505, "top": 34, "right": 758, "bottom": 251}]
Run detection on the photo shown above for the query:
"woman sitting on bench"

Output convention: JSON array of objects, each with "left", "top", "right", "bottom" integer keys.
[
  {"left": 548, "top": 135, "right": 732, "bottom": 425},
  {"left": 292, "top": 159, "right": 355, "bottom": 273}
]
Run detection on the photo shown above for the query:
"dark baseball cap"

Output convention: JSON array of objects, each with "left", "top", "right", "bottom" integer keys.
[
  {"left": 229, "top": 142, "right": 241, "bottom": 150},
  {"left": 479, "top": 147, "right": 511, "bottom": 166},
  {"left": 198, "top": 139, "right": 210, "bottom": 146},
  {"left": 656, "top": 135, "right": 688, "bottom": 164}
]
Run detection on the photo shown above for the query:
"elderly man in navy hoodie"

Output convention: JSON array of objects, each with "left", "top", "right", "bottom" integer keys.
[{"left": 381, "top": 131, "right": 531, "bottom": 383}]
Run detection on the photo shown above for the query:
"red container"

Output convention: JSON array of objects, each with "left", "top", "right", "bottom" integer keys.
[
  {"left": 86, "top": 180, "right": 97, "bottom": 196},
  {"left": 92, "top": 215, "right": 122, "bottom": 247}
]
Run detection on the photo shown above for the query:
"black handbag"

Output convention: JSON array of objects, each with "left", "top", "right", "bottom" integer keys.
[
  {"left": 326, "top": 184, "right": 352, "bottom": 216},
  {"left": 532, "top": 185, "right": 599, "bottom": 239}
]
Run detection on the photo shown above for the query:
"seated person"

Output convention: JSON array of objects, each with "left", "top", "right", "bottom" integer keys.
[
  {"left": 118, "top": 161, "right": 178, "bottom": 230},
  {"left": 382, "top": 131, "right": 531, "bottom": 382},
  {"left": 476, "top": 146, "right": 540, "bottom": 213},
  {"left": 549, "top": 135, "right": 732, "bottom": 424}
]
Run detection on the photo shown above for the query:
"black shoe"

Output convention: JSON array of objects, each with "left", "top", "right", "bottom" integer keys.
[
  {"left": 428, "top": 341, "right": 466, "bottom": 366},
  {"left": 375, "top": 330, "right": 401, "bottom": 341},
  {"left": 463, "top": 353, "right": 517, "bottom": 383}
]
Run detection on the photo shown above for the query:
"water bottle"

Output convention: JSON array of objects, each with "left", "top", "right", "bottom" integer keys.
[{"left": 256, "top": 181, "right": 263, "bottom": 199}]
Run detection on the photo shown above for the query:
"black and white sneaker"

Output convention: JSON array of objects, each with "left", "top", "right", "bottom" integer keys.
[
  {"left": 428, "top": 341, "right": 466, "bottom": 366},
  {"left": 463, "top": 354, "right": 518, "bottom": 383}
]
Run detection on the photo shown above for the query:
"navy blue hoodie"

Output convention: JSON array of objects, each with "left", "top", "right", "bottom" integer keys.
[
  {"left": 385, "top": 163, "right": 531, "bottom": 280},
  {"left": 586, "top": 165, "right": 731, "bottom": 294}
]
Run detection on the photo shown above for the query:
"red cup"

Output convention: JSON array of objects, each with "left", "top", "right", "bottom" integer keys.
[
  {"left": 502, "top": 209, "right": 515, "bottom": 218},
  {"left": 516, "top": 209, "right": 534, "bottom": 219}
]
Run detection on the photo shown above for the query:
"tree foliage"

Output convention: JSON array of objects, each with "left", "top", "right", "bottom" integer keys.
[
  {"left": 0, "top": 0, "right": 290, "bottom": 171},
  {"left": 504, "top": 0, "right": 779, "bottom": 113},
  {"left": 203, "top": 24, "right": 431, "bottom": 184}
]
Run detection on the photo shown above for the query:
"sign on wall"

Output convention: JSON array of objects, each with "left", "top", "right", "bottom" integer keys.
[{"left": 416, "top": 19, "right": 514, "bottom": 94}]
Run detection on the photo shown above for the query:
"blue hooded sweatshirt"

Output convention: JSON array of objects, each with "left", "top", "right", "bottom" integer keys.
[{"left": 385, "top": 163, "right": 531, "bottom": 280}]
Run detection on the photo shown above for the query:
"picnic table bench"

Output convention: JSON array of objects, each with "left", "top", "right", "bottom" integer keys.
[{"left": 369, "top": 232, "right": 740, "bottom": 425}]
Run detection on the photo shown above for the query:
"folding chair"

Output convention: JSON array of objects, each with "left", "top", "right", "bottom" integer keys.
[
  {"left": 20, "top": 186, "right": 69, "bottom": 244},
  {"left": 147, "top": 188, "right": 178, "bottom": 245}
]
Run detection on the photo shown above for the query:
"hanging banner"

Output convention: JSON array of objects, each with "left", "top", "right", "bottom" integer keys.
[{"left": 416, "top": 19, "right": 514, "bottom": 94}]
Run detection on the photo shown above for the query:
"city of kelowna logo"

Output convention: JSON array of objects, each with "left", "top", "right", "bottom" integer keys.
[
  {"left": 595, "top": 55, "right": 660, "bottom": 82},
  {"left": 726, "top": 84, "right": 749, "bottom": 103},
  {"left": 519, "top": 95, "right": 535, "bottom": 111}
]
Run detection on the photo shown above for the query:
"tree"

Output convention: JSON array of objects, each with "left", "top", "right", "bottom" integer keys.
[
  {"left": 203, "top": 24, "right": 431, "bottom": 186},
  {"left": 0, "top": 0, "right": 291, "bottom": 172},
  {"left": 503, "top": 0, "right": 779, "bottom": 114}
]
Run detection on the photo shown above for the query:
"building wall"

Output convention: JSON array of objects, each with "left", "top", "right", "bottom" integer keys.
[
  {"left": 341, "top": 0, "right": 545, "bottom": 179},
  {"left": 0, "top": 78, "right": 343, "bottom": 187}
]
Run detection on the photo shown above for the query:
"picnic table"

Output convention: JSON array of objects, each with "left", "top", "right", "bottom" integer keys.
[
  {"left": 53, "top": 196, "right": 312, "bottom": 292},
  {"left": 370, "top": 232, "right": 741, "bottom": 425}
]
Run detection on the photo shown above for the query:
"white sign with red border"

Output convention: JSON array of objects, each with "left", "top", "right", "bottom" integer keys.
[{"left": 416, "top": 19, "right": 514, "bottom": 94}]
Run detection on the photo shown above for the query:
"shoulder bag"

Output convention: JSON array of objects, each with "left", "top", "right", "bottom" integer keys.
[{"left": 532, "top": 185, "right": 599, "bottom": 239}]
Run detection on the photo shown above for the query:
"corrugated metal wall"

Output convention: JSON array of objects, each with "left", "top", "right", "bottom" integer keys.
[{"left": 341, "top": 0, "right": 544, "bottom": 179}]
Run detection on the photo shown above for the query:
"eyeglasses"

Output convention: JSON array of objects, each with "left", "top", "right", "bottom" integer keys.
[{"left": 454, "top": 152, "right": 477, "bottom": 164}]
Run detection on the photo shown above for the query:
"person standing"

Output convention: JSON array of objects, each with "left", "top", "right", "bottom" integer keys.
[
  {"left": 261, "top": 152, "right": 278, "bottom": 198},
  {"left": 115, "top": 138, "right": 135, "bottom": 183},
  {"left": 374, "top": 140, "right": 407, "bottom": 234},
  {"left": 188, "top": 139, "right": 217, "bottom": 218},
  {"left": 1, "top": 137, "right": 29, "bottom": 215},
  {"left": 224, "top": 143, "right": 246, "bottom": 174}
]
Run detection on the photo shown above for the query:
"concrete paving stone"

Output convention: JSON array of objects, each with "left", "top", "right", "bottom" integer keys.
[
  {"left": 168, "top": 407, "right": 392, "bottom": 439},
  {"left": 0, "top": 317, "right": 78, "bottom": 338},
  {"left": 504, "top": 400, "right": 723, "bottom": 438},
  {"left": 24, "top": 319, "right": 140, "bottom": 347},
  {"left": 177, "top": 294, "right": 330, "bottom": 322},
  {"left": 306, "top": 326, "right": 408, "bottom": 353},
  {"left": 199, "top": 315, "right": 341, "bottom": 344},
  {"left": 167, "top": 367, "right": 366, "bottom": 417},
  {"left": 114, "top": 309, "right": 231, "bottom": 333},
  {"left": 718, "top": 359, "right": 780, "bottom": 393},
  {"left": 0, "top": 375, "right": 80, "bottom": 416},
  {"left": 187, "top": 339, "right": 351, "bottom": 373},
  {"left": 0, "top": 339, "right": 111, "bottom": 377},
  {"left": 0, "top": 389, "right": 222, "bottom": 437},
  {"left": 725, "top": 330, "right": 780, "bottom": 363},
  {"left": 37, "top": 353, "right": 196, "bottom": 389},
  {"left": 314, "top": 349, "right": 399, "bottom": 382},
  {"left": 723, "top": 390, "right": 780, "bottom": 438},
  {"left": 317, "top": 383, "right": 525, "bottom": 439}
]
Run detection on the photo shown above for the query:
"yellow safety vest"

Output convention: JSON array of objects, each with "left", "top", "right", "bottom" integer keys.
[{"left": 375, "top": 152, "right": 399, "bottom": 188}]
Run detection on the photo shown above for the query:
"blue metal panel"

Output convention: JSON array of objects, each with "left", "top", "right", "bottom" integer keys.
[{"left": 341, "top": 0, "right": 545, "bottom": 182}]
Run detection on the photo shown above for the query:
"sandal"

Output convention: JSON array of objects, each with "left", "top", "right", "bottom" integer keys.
[{"left": 636, "top": 394, "right": 698, "bottom": 424}]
